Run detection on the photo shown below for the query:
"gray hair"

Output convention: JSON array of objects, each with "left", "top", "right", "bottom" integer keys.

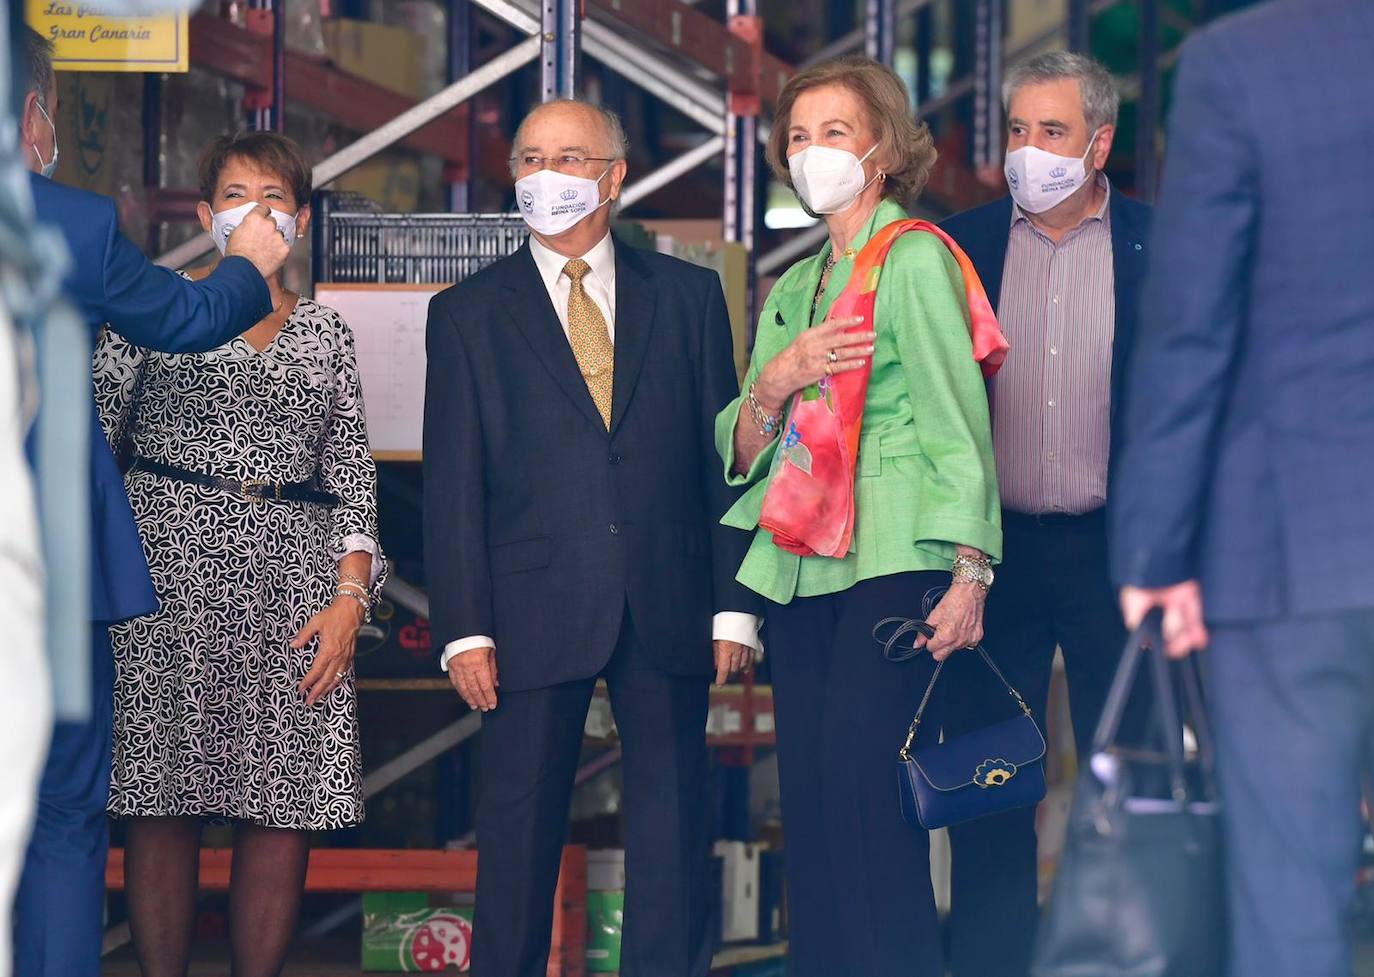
[
  {"left": 1003, "top": 51, "right": 1119, "bottom": 131},
  {"left": 509, "top": 99, "right": 628, "bottom": 176},
  {"left": 23, "top": 27, "right": 55, "bottom": 107}
]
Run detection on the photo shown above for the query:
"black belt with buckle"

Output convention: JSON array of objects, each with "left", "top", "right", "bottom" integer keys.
[{"left": 129, "top": 457, "right": 340, "bottom": 508}]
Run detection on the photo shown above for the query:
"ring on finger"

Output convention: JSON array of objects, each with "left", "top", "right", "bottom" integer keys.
[{"left": 828, "top": 349, "right": 839, "bottom": 364}]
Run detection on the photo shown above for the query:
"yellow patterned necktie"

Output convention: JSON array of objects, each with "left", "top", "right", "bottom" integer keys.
[{"left": 563, "top": 258, "right": 614, "bottom": 429}]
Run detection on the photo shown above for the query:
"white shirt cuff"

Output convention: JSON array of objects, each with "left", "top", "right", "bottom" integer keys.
[
  {"left": 440, "top": 635, "right": 496, "bottom": 671},
  {"left": 439, "top": 616, "right": 761, "bottom": 672},
  {"left": 332, "top": 533, "right": 384, "bottom": 587},
  {"left": 713, "top": 612, "right": 762, "bottom": 654}
]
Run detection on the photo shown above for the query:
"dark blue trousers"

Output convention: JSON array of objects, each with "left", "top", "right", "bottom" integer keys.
[
  {"left": 471, "top": 608, "right": 713, "bottom": 977},
  {"left": 1208, "top": 609, "right": 1374, "bottom": 977},
  {"left": 765, "top": 571, "right": 946, "bottom": 977},
  {"left": 13, "top": 625, "right": 113, "bottom": 977},
  {"left": 943, "top": 511, "right": 1130, "bottom": 977}
]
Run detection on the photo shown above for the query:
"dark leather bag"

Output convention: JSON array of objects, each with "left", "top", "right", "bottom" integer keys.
[
  {"left": 1032, "top": 610, "right": 1226, "bottom": 977},
  {"left": 877, "top": 614, "right": 1047, "bottom": 831}
]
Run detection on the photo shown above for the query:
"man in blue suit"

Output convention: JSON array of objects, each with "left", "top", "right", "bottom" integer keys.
[
  {"left": 938, "top": 52, "right": 1151, "bottom": 977},
  {"left": 12, "top": 28, "right": 289, "bottom": 977},
  {"left": 1112, "top": 3, "right": 1374, "bottom": 976}
]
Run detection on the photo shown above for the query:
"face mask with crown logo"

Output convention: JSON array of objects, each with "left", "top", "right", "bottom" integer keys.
[
  {"left": 1003, "top": 128, "right": 1100, "bottom": 214},
  {"left": 514, "top": 165, "right": 613, "bottom": 237}
]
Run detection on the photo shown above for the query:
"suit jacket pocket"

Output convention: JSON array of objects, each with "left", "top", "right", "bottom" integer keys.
[{"left": 488, "top": 536, "right": 553, "bottom": 575}]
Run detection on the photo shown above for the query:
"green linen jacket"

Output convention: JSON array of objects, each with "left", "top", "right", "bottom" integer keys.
[{"left": 715, "top": 198, "right": 1002, "bottom": 604}]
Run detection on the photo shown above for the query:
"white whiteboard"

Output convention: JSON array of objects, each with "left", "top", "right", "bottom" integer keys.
[{"left": 315, "top": 284, "right": 445, "bottom": 460}]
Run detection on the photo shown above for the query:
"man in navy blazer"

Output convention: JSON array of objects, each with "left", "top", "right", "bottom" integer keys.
[
  {"left": 937, "top": 52, "right": 1151, "bottom": 977},
  {"left": 424, "top": 100, "right": 760, "bottom": 977},
  {"left": 1113, "top": 3, "right": 1374, "bottom": 976},
  {"left": 12, "top": 28, "right": 289, "bottom": 977}
]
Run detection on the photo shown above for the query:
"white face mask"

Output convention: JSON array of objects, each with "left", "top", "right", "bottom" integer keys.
[
  {"left": 1003, "top": 129, "right": 1099, "bottom": 214},
  {"left": 788, "top": 144, "right": 880, "bottom": 215},
  {"left": 33, "top": 99, "right": 58, "bottom": 179},
  {"left": 514, "top": 165, "right": 612, "bottom": 237},
  {"left": 209, "top": 200, "right": 298, "bottom": 255}
]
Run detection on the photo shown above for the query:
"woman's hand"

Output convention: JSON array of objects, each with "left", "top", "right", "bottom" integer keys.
[
  {"left": 754, "top": 315, "right": 875, "bottom": 409},
  {"left": 915, "top": 582, "right": 987, "bottom": 661},
  {"left": 293, "top": 598, "right": 365, "bottom": 706}
]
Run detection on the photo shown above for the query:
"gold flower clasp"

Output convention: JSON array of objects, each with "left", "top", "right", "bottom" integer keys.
[{"left": 973, "top": 758, "right": 1016, "bottom": 789}]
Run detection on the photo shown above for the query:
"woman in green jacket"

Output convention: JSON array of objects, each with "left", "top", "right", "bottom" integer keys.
[{"left": 716, "top": 56, "right": 1002, "bottom": 976}]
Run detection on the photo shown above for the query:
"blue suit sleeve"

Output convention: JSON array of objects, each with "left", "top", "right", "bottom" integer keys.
[
  {"left": 98, "top": 203, "right": 271, "bottom": 353},
  {"left": 1109, "top": 29, "right": 1258, "bottom": 589}
]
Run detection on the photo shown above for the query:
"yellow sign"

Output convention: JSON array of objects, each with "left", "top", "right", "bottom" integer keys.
[{"left": 27, "top": 2, "right": 188, "bottom": 73}]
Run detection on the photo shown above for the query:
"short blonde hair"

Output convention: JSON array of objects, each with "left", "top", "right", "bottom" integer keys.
[{"left": 767, "top": 55, "right": 937, "bottom": 205}]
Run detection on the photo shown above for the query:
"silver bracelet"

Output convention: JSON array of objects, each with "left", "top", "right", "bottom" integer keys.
[
  {"left": 338, "top": 571, "right": 369, "bottom": 591},
  {"left": 334, "top": 590, "right": 372, "bottom": 623},
  {"left": 951, "top": 554, "right": 995, "bottom": 592}
]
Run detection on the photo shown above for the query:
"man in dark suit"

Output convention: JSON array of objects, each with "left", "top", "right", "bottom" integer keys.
[
  {"left": 423, "top": 99, "right": 759, "bottom": 977},
  {"left": 1113, "top": 4, "right": 1374, "bottom": 976},
  {"left": 13, "top": 28, "right": 288, "bottom": 977},
  {"left": 938, "top": 52, "right": 1151, "bottom": 977}
]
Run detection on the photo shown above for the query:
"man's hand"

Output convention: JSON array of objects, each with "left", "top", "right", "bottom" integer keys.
[
  {"left": 714, "top": 640, "right": 752, "bottom": 686},
  {"left": 447, "top": 645, "right": 499, "bottom": 711},
  {"left": 224, "top": 203, "right": 290, "bottom": 280},
  {"left": 1120, "top": 581, "right": 1209, "bottom": 659}
]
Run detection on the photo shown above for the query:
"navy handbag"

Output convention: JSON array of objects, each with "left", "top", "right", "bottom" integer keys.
[{"left": 876, "top": 614, "right": 1047, "bottom": 831}]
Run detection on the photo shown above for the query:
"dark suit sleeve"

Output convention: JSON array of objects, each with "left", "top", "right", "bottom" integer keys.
[
  {"left": 699, "top": 274, "right": 764, "bottom": 617},
  {"left": 422, "top": 294, "right": 494, "bottom": 657},
  {"left": 98, "top": 200, "right": 271, "bottom": 353},
  {"left": 1109, "top": 30, "right": 1257, "bottom": 589}
]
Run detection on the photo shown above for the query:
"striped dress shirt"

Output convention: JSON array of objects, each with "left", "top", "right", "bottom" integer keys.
[{"left": 991, "top": 177, "right": 1115, "bottom": 515}]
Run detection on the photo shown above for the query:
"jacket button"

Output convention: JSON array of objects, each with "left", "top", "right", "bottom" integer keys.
[
  {"left": 609, "top": 523, "right": 619, "bottom": 535},
  {"left": 608, "top": 452, "right": 622, "bottom": 464}
]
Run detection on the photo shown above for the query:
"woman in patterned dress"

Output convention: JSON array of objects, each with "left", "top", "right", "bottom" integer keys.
[{"left": 94, "top": 131, "right": 383, "bottom": 977}]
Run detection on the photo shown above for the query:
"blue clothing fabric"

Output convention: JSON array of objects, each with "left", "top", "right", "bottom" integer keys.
[
  {"left": 1108, "top": 4, "right": 1374, "bottom": 976},
  {"left": 13, "top": 627, "right": 114, "bottom": 977},
  {"left": 16, "top": 176, "right": 270, "bottom": 977},
  {"left": 29, "top": 172, "right": 271, "bottom": 625},
  {"left": 1109, "top": 0, "right": 1374, "bottom": 620}
]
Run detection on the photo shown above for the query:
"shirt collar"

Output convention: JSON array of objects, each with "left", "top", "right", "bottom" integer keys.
[
  {"left": 528, "top": 230, "right": 616, "bottom": 292},
  {"left": 1010, "top": 171, "right": 1112, "bottom": 227}
]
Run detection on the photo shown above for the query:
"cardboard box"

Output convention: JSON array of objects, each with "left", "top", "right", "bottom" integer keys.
[
  {"left": 587, "top": 849, "right": 626, "bottom": 892},
  {"left": 713, "top": 841, "right": 761, "bottom": 943},
  {"left": 585, "top": 890, "right": 624, "bottom": 973},
  {"left": 322, "top": 18, "right": 428, "bottom": 99},
  {"left": 362, "top": 893, "right": 475, "bottom": 972}
]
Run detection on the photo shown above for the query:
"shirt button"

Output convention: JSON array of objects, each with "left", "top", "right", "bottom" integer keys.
[
  {"left": 1047, "top": 451, "right": 1057, "bottom": 459},
  {"left": 1050, "top": 346, "right": 1059, "bottom": 355},
  {"left": 608, "top": 452, "right": 622, "bottom": 464},
  {"left": 1048, "top": 399, "right": 1057, "bottom": 407},
  {"left": 1052, "top": 296, "right": 1060, "bottom": 304},
  {"left": 609, "top": 523, "right": 619, "bottom": 535}
]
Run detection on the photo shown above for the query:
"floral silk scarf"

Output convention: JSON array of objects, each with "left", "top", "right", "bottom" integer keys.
[{"left": 758, "top": 219, "right": 1008, "bottom": 559}]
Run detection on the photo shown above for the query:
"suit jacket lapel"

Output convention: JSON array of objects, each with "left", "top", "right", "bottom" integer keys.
[
  {"left": 608, "top": 240, "right": 657, "bottom": 436},
  {"left": 501, "top": 244, "right": 606, "bottom": 431},
  {"left": 1109, "top": 193, "right": 1148, "bottom": 418},
  {"left": 981, "top": 196, "right": 1015, "bottom": 313}
]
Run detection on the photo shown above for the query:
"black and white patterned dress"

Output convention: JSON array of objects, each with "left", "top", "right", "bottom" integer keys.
[{"left": 94, "top": 296, "right": 382, "bottom": 829}]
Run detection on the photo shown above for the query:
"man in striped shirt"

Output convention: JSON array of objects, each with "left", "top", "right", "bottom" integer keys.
[{"left": 938, "top": 52, "right": 1153, "bottom": 977}]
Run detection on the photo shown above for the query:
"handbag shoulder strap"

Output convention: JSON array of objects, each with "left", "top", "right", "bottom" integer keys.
[{"left": 873, "top": 612, "right": 1033, "bottom": 762}]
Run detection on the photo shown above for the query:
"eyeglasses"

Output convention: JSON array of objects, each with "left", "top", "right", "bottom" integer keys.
[{"left": 511, "top": 154, "right": 616, "bottom": 173}]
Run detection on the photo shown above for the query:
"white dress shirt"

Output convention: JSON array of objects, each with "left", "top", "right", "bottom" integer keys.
[{"left": 441, "top": 232, "right": 761, "bottom": 670}]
